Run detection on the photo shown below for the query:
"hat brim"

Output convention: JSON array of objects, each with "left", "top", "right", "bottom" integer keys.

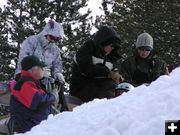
[{"left": 38, "top": 62, "right": 47, "bottom": 68}]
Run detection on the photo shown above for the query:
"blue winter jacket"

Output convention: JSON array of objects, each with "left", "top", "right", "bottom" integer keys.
[{"left": 10, "top": 70, "right": 55, "bottom": 133}]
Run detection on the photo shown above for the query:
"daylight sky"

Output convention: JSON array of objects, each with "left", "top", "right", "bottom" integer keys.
[{"left": 0, "top": 0, "right": 6, "bottom": 9}]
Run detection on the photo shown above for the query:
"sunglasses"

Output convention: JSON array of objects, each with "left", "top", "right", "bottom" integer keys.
[
  {"left": 47, "top": 35, "right": 61, "bottom": 42},
  {"left": 138, "top": 48, "right": 151, "bottom": 52}
]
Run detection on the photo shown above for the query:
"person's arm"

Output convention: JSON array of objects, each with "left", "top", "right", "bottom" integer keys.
[
  {"left": 52, "top": 47, "right": 63, "bottom": 76},
  {"left": 150, "top": 58, "right": 169, "bottom": 81},
  {"left": 20, "top": 81, "right": 55, "bottom": 110},
  {"left": 15, "top": 37, "right": 36, "bottom": 75},
  {"left": 119, "top": 58, "right": 134, "bottom": 83},
  {"left": 76, "top": 42, "right": 110, "bottom": 78},
  {"left": 161, "top": 60, "right": 169, "bottom": 75},
  {"left": 51, "top": 46, "right": 66, "bottom": 83}
]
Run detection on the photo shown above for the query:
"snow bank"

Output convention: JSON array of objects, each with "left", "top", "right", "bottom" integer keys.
[{"left": 18, "top": 67, "right": 180, "bottom": 135}]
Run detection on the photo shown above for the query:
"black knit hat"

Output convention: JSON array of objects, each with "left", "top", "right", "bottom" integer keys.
[{"left": 21, "top": 55, "right": 47, "bottom": 70}]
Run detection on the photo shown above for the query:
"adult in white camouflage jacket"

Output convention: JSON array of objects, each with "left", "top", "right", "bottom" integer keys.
[{"left": 15, "top": 20, "right": 65, "bottom": 83}]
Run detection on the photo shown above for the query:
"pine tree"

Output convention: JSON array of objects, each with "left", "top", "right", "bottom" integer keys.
[
  {"left": 0, "top": 0, "right": 53, "bottom": 81},
  {"left": 46, "top": 0, "right": 92, "bottom": 82},
  {"left": 0, "top": 7, "right": 16, "bottom": 81},
  {"left": 99, "top": 0, "right": 180, "bottom": 71},
  {"left": 4, "top": 0, "right": 52, "bottom": 52},
  {"left": 0, "top": 0, "right": 92, "bottom": 82}
]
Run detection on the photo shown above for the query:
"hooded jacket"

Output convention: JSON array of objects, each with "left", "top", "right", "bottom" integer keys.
[
  {"left": 70, "top": 26, "right": 121, "bottom": 102},
  {"left": 119, "top": 50, "right": 169, "bottom": 86},
  {"left": 16, "top": 20, "right": 64, "bottom": 77}
]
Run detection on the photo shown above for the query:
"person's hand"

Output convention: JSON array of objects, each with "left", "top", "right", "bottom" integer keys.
[
  {"left": 10, "top": 80, "right": 17, "bottom": 89},
  {"left": 108, "top": 71, "right": 123, "bottom": 84},
  {"left": 43, "top": 67, "right": 51, "bottom": 78},
  {"left": 54, "top": 73, "right": 65, "bottom": 84}
]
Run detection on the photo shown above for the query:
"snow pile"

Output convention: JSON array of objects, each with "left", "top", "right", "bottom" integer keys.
[{"left": 18, "top": 67, "right": 180, "bottom": 135}]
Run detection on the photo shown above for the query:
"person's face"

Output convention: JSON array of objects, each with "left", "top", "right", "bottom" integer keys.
[
  {"left": 103, "top": 44, "right": 114, "bottom": 55},
  {"left": 137, "top": 48, "right": 151, "bottom": 58},
  {"left": 46, "top": 35, "right": 60, "bottom": 43},
  {"left": 31, "top": 66, "right": 44, "bottom": 80}
]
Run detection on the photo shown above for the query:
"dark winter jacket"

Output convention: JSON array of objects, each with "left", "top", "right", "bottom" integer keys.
[
  {"left": 70, "top": 26, "right": 121, "bottom": 102},
  {"left": 10, "top": 70, "right": 55, "bottom": 133},
  {"left": 119, "top": 51, "right": 169, "bottom": 86}
]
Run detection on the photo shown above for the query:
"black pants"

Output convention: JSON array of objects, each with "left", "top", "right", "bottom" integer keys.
[
  {"left": 70, "top": 79, "right": 117, "bottom": 102},
  {"left": 8, "top": 118, "right": 22, "bottom": 135}
]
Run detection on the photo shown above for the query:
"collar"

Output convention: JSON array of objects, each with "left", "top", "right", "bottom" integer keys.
[
  {"left": 38, "top": 34, "right": 56, "bottom": 49},
  {"left": 20, "top": 70, "right": 40, "bottom": 82}
]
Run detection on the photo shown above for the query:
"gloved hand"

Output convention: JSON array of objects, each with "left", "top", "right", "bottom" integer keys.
[
  {"left": 43, "top": 67, "right": 51, "bottom": 78},
  {"left": 10, "top": 80, "right": 17, "bottom": 89},
  {"left": 108, "top": 71, "right": 124, "bottom": 84},
  {"left": 54, "top": 73, "right": 66, "bottom": 84},
  {"left": 105, "top": 62, "right": 113, "bottom": 71}
]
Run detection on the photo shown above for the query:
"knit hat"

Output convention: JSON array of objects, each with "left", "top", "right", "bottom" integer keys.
[
  {"left": 135, "top": 32, "right": 153, "bottom": 50},
  {"left": 21, "top": 55, "right": 47, "bottom": 71}
]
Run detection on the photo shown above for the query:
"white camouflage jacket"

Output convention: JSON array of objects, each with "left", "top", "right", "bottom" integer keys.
[{"left": 16, "top": 20, "right": 64, "bottom": 77}]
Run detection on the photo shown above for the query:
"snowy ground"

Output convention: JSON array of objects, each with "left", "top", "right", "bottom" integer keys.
[{"left": 18, "top": 67, "right": 180, "bottom": 135}]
